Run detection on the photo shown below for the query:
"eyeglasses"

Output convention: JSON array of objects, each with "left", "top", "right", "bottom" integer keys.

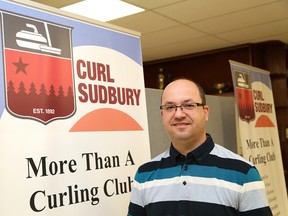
[{"left": 160, "top": 102, "right": 205, "bottom": 113}]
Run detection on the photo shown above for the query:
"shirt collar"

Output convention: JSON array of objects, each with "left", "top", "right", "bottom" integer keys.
[{"left": 170, "top": 133, "right": 214, "bottom": 165}]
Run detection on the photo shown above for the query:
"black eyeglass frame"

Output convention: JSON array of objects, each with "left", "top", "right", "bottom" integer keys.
[{"left": 160, "top": 102, "right": 206, "bottom": 112}]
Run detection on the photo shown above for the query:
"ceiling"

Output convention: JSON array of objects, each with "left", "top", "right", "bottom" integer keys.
[{"left": 30, "top": 0, "right": 288, "bottom": 63}]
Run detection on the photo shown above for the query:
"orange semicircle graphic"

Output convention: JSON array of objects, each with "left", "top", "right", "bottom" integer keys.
[
  {"left": 70, "top": 108, "right": 143, "bottom": 132},
  {"left": 255, "top": 115, "right": 274, "bottom": 127}
]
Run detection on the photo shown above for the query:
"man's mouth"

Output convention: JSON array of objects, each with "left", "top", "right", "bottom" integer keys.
[{"left": 172, "top": 122, "right": 190, "bottom": 127}]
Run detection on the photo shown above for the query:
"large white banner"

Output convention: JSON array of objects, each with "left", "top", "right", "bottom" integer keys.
[
  {"left": 0, "top": 1, "right": 150, "bottom": 215},
  {"left": 230, "top": 60, "right": 288, "bottom": 215}
]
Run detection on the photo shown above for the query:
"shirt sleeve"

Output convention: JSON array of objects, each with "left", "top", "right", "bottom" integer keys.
[
  {"left": 238, "top": 167, "right": 273, "bottom": 216},
  {"left": 127, "top": 172, "right": 146, "bottom": 216}
]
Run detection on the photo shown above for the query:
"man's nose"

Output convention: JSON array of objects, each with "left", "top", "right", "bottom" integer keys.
[{"left": 174, "top": 106, "right": 185, "bottom": 116}]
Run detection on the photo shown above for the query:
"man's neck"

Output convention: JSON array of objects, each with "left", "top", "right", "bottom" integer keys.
[{"left": 172, "top": 134, "right": 207, "bottom": 156}]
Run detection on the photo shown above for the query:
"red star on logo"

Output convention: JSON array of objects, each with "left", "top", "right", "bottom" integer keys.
[{"left": 13, "top": 57, "right": 29, "bottom": 74}]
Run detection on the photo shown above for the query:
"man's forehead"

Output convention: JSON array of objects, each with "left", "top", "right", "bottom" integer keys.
[
  {"left": 162, "top": 84, "right": 200, "bottom": 102},
  {"left": 164, "top": 80, "right": 198, "bottom": 94}
]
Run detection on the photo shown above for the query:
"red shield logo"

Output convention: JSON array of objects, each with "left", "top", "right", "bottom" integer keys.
[
  {"left": 2, "top": 12, "right": 75, "bottom": 124},
  {"left": 235, "top": 71, "right": 255, "bottom": 123}
]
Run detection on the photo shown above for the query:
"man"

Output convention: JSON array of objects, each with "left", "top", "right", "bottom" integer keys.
[{"left": 128, "top": 78, "right": 272, "bottom": 216}]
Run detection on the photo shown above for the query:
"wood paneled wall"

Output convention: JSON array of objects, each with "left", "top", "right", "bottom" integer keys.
[{"left": 143, "top": 44, "right": 252, "bottom": 94}]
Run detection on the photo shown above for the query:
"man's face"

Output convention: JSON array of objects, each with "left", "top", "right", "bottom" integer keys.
[{"left": 161, "top": 80, "right": 209, "bottom": 144}]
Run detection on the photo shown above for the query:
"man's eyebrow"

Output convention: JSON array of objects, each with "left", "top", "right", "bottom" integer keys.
[
  {"left": 183, "top": 99, "right": 193, "bottom": 103},
  {"left": 163, "top": 99, "right": 193, "bottom": 104},
  {"left": 162, "top": 101, "right": 174, "bottom": 105}
]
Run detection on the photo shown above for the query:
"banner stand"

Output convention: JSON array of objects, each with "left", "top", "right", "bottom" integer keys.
[{"left": 230, "top": 60, "right": 288, "bottom": 215}]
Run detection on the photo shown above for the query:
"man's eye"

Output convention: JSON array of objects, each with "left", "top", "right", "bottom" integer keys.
[
  {"left": 183, "top": 104, "right": 194, "bottom": 108},
  {"left": 183, "top": 104, "right": 195, "bottom": 109},
  {"left": 166, "top": 106, "right": 174, "bottom": 110}
]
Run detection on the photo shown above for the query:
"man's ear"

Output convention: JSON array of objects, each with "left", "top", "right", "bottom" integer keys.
[{"left": 204, "top": 105, "right": 209, "bottom": 121}]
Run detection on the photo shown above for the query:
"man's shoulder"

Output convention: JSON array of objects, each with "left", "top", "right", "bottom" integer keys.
[
  {"left": 137, "top": 149, "right": 170, "bottom": 173},
  {"left": 212, "top": 143, "right": 253, "bottom": 165},
  {"left": 209, "top": 143, "right": 257, "bottom": 174}
]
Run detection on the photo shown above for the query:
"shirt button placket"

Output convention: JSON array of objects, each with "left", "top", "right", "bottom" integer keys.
[
  {"left": 182, "top": 164, "right": 188, "bottom": 185},
  {"left": 178, "top": 163, "right": 189, "bottom": 199}
]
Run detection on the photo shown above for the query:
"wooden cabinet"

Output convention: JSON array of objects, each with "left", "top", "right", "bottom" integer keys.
[{"left": 143, "top": 40, "right": 288, "bottom": 187}]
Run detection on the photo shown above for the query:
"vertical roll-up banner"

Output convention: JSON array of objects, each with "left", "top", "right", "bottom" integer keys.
[
  {"left": 230, "top": 60, "right": 288, "bottom": 215},
  {"left": 0, "top": 1, "right": 151, "bottom": 215}
]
